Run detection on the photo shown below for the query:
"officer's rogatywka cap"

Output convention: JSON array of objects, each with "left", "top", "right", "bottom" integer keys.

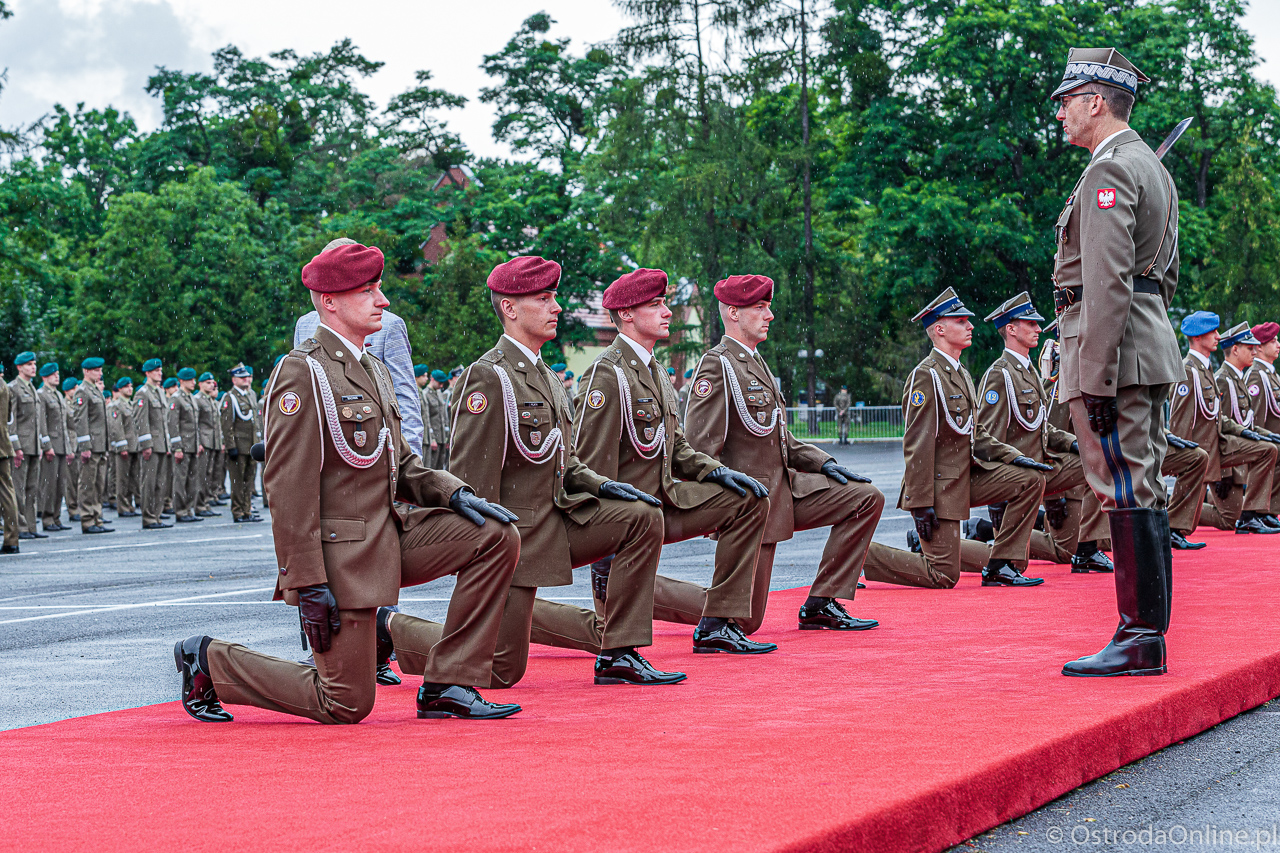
[
  {"left": 142, "top": 358, "right": 162, "bottom": 373},
  {"left": 912, "top": 287, "right": 975, "bottom": 327},
  {"left": 1042, "top": 318, "right": 1060, "bottom": 340},
  {"left": 1051, "top": 47, "right": 1150, "bottom": 100},
  {"left": 229, "top": 363, "right": 253, "bottom": 378},
  {"left": 39, "top": 362, "right": 58, "bottom": 377},
  {"left": 984, "top": 291, "right": 1046, "bottom": 328},
  {"left": 1220, "top": 322, "right": 1261, "bottom": 350},
  {"left": 1180, "top": 311, "right": 1220, "bottom": 338},
  {"left": 1251, "top": 322, "right": 1279, "bottom": 345}
]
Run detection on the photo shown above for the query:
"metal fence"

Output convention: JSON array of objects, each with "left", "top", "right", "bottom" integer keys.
[{"left": 784, "top": 405, "right": 903, "bottom": 441}]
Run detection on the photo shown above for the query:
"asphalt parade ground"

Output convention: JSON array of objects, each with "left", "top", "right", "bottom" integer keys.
[{"left": 2, "top": 441, "right": 1277, "bottom": 851}]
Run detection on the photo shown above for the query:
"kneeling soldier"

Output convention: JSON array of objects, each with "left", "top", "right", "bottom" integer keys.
[
  {"left": 1213, "top": 322, "right": 1280, "bottom": 527},
  {"left": 576, "top": 269, "right": 775, "bottom": 653},
  {"left": 175, "top": 243, "right": 522, "bottom": 723}
]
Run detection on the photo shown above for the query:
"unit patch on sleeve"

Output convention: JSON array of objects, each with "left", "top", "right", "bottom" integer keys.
[
  {"left": 984, "top": 389, "right": 999, "bottom": 405},
  {"left": 694, "top": 379, "right": 713, "bottom": 398},
  {"left": 278, "top": 391, "right": 301, "bottom": 415},
  {"left": 587, "top": 389, "right": 606, "bottom": 409},
  {"left": 466, "top": 392, "right": 488, "bottom": 414},
  {"left": 1248, "top": 384, "right": 1261, "bottom": 397},
  {"left": 910, "top": 389, "right": 926, "bottom": 407},
  {"left": 1097, "top": 188, "right": 1117, "bottom": 209},
  {"left": 1177, "top": 383, "right": 1190, "bottom": 397}
]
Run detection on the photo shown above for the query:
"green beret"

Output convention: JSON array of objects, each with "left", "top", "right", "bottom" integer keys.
[
  {"left": 550, "top": 362, "right": 567, "bottom": 373},
  {"left": 39, "top": 362, "right": 58, "bottom": 377},
  {"left": 162, "top": 377, "right": 179, "bottom": 389},
  {"left": 115, "top": 376, "right": 134, "bottom": 390},
  {"left": 684, "top": 369, "right": 693, "bottom": 378},
  {"left": 564, "top": 370, "right": 573, "bottom": 379},
  {"left": 14, "top": 351, "right": 35, "bottom": 366},
  {"left": 61, "top": 377, "right": 78, "bottom": 392},
  {"left": 273, "top": 354, "right": 285, "bottom": 366},
  {"left": 431, "top": 369, "right": 448, "bottom": 382},
  {"left": 177, "top": 367, "right": 197, "bottom": 381},
  {"left": 198, "top": 371, "right": 214, "bottom": 382},
  {"left": 102, "top": 388, "right": 111, "bottom": 399},
  {"left": 81, "top": 357, "right": 105, "bottom": 370},
  {"left": 415, "top": 364, "right": 430, "bottom": 378},
  {"left": 667, "top": 367, "right": 675, "bottom": 375},
  {"left": 142, "top": 358, "right": 162, "bottom": 372}
]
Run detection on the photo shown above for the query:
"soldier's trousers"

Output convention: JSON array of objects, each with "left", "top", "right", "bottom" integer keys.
[
  {"left": 1028, "top": 453, "right": 1104, "bottom": 563},
  {"left": 77, "top": 452, "right": 108, "bottom": 530},
  {"left": 172, "top": 453, "right": 200, "bottom": 518},
  {"left": 863, "top": 464, "right": 1044, "bottom": 588},
  {"left": 139, "top": 451, "right": 172, "bottom": 526},
  {"left": 14, "top": 455, "right": 40, "bottom": 533},
  {"left": 640, "top": 481, "right": 883, "bottom": 634},
  {"left": 1163, "top": 442, "right": 1211, "bottom": 534},
  {"left": 1199, "top": 436, "right": 1278, "bottom": 530},
  {"left": 837, "top": 412, "right": 850, "bottom": 443},
  {"left": 40, "top": 455, "right": 69, "bottom": 527},
  {"left": 114, "top": 452, "right": 140, "bottom": 515},
  {"left": 211, "top": 450, "right": 226, "bottom": 499},
  {"left": 396, "top": 499, "right": 664, "bottom": 688},
  {"left": 1069, "top": 385, "right": 1169, "bottom": 512},
  {"left": 228, "top": 451, "right": 254, "bottom": 518},
  {"left": 0, "top": 460, "right": 20, "bottom": 548},
  {"left": 194, "top": 451, "right": 212, "bottom": 513},
  {"left": 105, "top": 453, "right": 116, "bottom": 503},
  {"left": 65, "top": 457, "right": 80, "bottom": 515},
  {"left": 208, "top": 512, "right": 519, "bottom": 724}
]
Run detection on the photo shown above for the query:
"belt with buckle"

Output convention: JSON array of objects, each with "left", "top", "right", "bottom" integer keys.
[{"left": 1055, "top": 277, "right": 1160, "bottom": 311}]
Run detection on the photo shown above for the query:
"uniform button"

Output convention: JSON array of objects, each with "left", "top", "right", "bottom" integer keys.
[
  {"left": 1105, "top": 379, "right": 1112, "bottom": 386},
  {"left": 518, "top": 362, "right": 525, "bottom": 367},
  {"left": 279, "top": 566, "right": 287, "bottom": 575},
  {"left": 329, "top": 532, "right": 337, "bottom": 539},
  {"left": 335, "top": 351, "right": 343, "bottom": 358}
]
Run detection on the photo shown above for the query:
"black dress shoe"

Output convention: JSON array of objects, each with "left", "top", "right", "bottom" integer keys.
[
  {"left": 856, "top": 581, "right": 866, "bottom": 589},
  {"left": 42, "top": 524, "right": 66, "bottom": 532},
  {"left": 143, "top": 521, "right": 174, "bottom": 529},
  {"left": 1261, "top": 514, "right": 1280, "bottom": 529},
  {"left": 693, "top": 620, "right": 777, "bottom": 654},
  {"left": 116, "top": 511, "right": 140, "bottom": 518},
  {"left": 594, "top": 649, "right": 687, "bottom": 685},
  {"left": 174, "top": 636, "right": 233, "bottom": 722},
  {"left": 982, "top": 561, "right": 1045, "bottom": 587},
  {"left": 211, "top": 499, "right": 228, "bottom": 506},
  {"left": 1, "top": 545, "right": 18, "bottom": 554},
  {"left": 18, "top": 532, "right": 34, "bottom": 540},
  {"left": 375, "top": 606, "right": 401, "bottom": 686},
  {"left": 105, "top": 502, "right": 116, "bottom": 510},
  {"left": 1236, "top": 515, "right": 1280, "bottom": 534},
  {"left": 906, "top": 529, "right": 921, "bottom": 553},
  {"left": 416, "top": 684, "right": 521, "bottom": 719},
  {"left": 30, "top": 531, "right": 48, "bottom": 539},
  {"left": 176, "top": 514, "right": 204, "bottom": 523},
  {"left": 218, "top": 493, "right": 230, "bottom": 501},
  {"left": 1170, "top": 530, "right": 1207, "bottom": 550},
  {"left": 67, "top": 514, "right": 81, "bottom": 522},
  {"left": 82, "top": 526, "right": 115, "bottom": 534},
  {"left": 798, "top": 598, "right": 879, "bottom": 630},
  {"left": 1070, "top": 550, "right": 1115, "bottom": 574},
  {"left": 964, "top": 517, "right": 995, "bottom": 543},
  {"left": 196, "top": 510, "right": 221, "bottom": 517},
  {"left": 234, "top": 515, "right": 264, "bottom": 523}
]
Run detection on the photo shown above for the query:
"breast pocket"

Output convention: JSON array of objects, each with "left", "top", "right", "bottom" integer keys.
[
  {"left": 518, "top": 410, "right": 550, "bottom": 447},
  {"left": 338, "top": 403, "right": 382, "bottom": 450}
]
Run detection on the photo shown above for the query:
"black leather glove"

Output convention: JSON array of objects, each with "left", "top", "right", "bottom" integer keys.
[
  {"left": 1044, "top": 496, "right": 1069, "bottom": 530},
  {"left": 600, "top": 480, "right": 663, "bottom": 506},
  {"left": 911, "top": 507, "right": 939, "bottom": 542},
  {"left": 1069, "top": 441, "right": 1079, "bottom": 454},
  {"left": 449, "top": 487, "right": 519, "bottom": 526},
  {"left": 706, "top": 466, "right": 769, "bottom": 498},
  {"left": 1166, "top": 433, "right": 1198, "bottom": 450},
  {"left": 1241, "top": 429, "right": 1265, "bottom": 442},
  {"left": 250, "top": 442, "right": 265, "bottom": 462},
  {"left": 1081, "top": 392, "right": 1118, "bottom": 434},
  {"left": 1011, "top": 455, "right": 1054, "bottom": 472},
  {"left": 1264, "top": 434, "right": 1280, "bottom": 445},
  {"left": 988, "top": 502, "right": 1008, "bottom": 530},
  {"left": 298, "top": 584, "right": 341, "bottom": 654},
  {"left": 821, "top": 459, "right": 872, "bottom": 484},
  {"left": 228, "top": 447, "right": 239, "bottom": 459},
  {"left": 1213, "top": 480, "right": 1233, "bottom": 500}
]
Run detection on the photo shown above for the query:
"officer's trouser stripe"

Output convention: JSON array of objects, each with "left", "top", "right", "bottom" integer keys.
[{"left": 1100, "top": 427, "right": 1136, "bottom": 509}]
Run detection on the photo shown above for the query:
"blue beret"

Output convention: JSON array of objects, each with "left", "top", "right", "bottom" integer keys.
[
  {"left": 550, "top": 363, "right": 567, "bottom": 373},
  {"left": 39, "top": 362, "right": 58, "bottom": 377},
  {"left": 431, "top": 369, "right": 448, "bottom": 382},
  {"left": 162, "top": 377, "right": 178, "bottom": 388},
  {"left": 114, "top": 376, "right": 133, "bottom": 390},
  {"left": 14, "top": 351, "right": 35, "bottom": 365},
  {"left": 142, "top": 358, "right": 162, "bottom": 373},
  {"left": 198, "top": 371, "right": 214, "bottom": 382},
  {"left": 177, "top": 367, "right": 197, "bottom": 381},
  {"left": 414, "top": 364, "right": 429, "bottom": 377},
  {"left": 61, "top": 377, "right": 78, "bottom": 392},
  {"left": 1180, "top": 311, "right": 1220, "bottom": 338},
  {"left": 81, "top": 357, "right": 105, "bottom": 370}
]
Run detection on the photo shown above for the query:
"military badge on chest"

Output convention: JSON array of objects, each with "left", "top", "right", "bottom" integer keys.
[
  {"left": 529, "top": 430, "right": 542, "bottom": 446},
  {"left": 644, "top": 427, "right": 655, "bottom": 441},
  {"left": 354, "top": 429, "right": 367, "bottom": 448},
  {"left": 756, "top": 411, "right": 767, "bottom": 425}
]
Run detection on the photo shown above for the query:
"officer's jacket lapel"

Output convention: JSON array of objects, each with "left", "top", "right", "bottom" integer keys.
[{"left": 314, "top": 326, "right": 379, "bottom": 403}]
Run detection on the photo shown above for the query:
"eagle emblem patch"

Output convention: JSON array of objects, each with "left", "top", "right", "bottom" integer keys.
[
  {"left": 588, "top": 389, "right": 606, "bottom": 409},
  {"left": 1097, "top": 188, "right": 1117, "bottom": 209},
  {"left": 466, "top": 392, "right": 487, "bottom": 414},
  {"left": 984, "top": 390, "right": 999, "bottom": 405},
  {"left": 694, "top": 379, "right": 713, "bottom": 398},
  {"left": 1177, "top": 383, "right": 1190, "bottom": 397},
  {"left": 910, "top": 390, "right": 926, "bottom": 407},
  {"left": 278, "top": 392, "right": 301, "bottom": 415}
]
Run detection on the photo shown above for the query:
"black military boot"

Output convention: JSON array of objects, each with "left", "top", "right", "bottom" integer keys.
[
  {"left": 174, "top": 635, "right": 233, "bottom": 722},
  {"left": 1062, "top": 508, "right": 1168, "bottom": 677}
]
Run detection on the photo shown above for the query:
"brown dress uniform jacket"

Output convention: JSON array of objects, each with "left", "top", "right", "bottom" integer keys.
[
  {"left": 195, "top": 391, "right": 218, "bottom": 450},
  {"left": 1218, "top": 363, "right": 1274, "bottom": 437},
  {"left": 37, "top": 384, "right": 71, "bottom": 456},
  {"left": 978, "top": 351, "right": 1077, "bottom": 463},
  {"left": 106, "top": 398, "right": 129, "bottom": 452},
  {"left": 1169, "top": 354, "right": 1246, "bottom": 481},
  {"left": 684, "top": 335, "right": 832, "bottom": 543},
  {"left": 8, "top": 376, "right": 45, "bottom": 456},
  {"left": 220, "top": 386, "right": 261, "bottom": 453},
  {"left": 1246, "top": 359, "right": 1280, "bottom": 435},
  {"left": 169, "top": 391, "right": 197, "bottom": 454},
  {"left": 899, "top": 349, "right": 1021, "bottom": 521},
  {"left": 134, "top": 383, "right": 171, "bottom": 452},
  {"left": 72, "top": 382, "right": 108, "bottom": 453}
]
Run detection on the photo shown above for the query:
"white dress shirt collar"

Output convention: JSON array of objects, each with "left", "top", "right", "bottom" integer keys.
[
  {"left": 1092, "top": 129, "right": 1128, "bottom": 159},
  {"left": 1004, "top": 348, "right": 1032, "bottom": 370},
  {"left": 317, "top": 323, "right": 365, "bottom": 359},
  {"left": 1254, "top": 358, "right": 1276, "bottom": 375},
  {"left": 618, "top": 333, "right": 654, "bottom": 366},
  {"left": 1224, "top": 360, "right": 1244, "bottom": 379},
  {"left": 933, "top": 348, "right": 961, "bottom": 370},
  {"left": 725, "top": 334, "right": 759, "bottom": 357},
  {"left": 501, "top": 334, "right": 541, "bottom": 366},
  {"left": 1189, "top": 348, "right": 1212, "bottom": 369}
]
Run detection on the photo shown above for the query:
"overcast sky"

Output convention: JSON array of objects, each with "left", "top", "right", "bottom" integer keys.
[{"left": 2, "top": 0, "right": 1278, "bottom": 160}]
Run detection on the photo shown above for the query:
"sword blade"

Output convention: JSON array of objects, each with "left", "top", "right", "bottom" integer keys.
[{"left": 1154, "top": 116, "right": 1194, "bottom": 161}]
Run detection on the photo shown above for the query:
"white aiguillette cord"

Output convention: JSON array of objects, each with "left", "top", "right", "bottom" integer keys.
[
  {"left": 929, "top": 368, "right": 973, "bottom": 436},
  {"left": 1221, "top": 373, "right": 1254, "bottom": 429},
  {"left": 305, "top": 356, "right": 390, "bottom": 469},
  {"left": 614, "top": 365, "right": 666, "bottom": 458},
  {"left": 494, "top": 364, "right": 563, "bottom": 466},
  {"left": 719, "top": 354, "right": 780, "bottom": 437},
  {"left": 1002, "top": 369, "right": 1045, "bottom": 432},
  {"left": 1190, "top": 367, "right": 1220, "bottom": 421}
]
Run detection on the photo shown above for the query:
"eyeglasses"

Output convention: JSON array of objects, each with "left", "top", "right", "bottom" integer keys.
[{"left": 1058, "top": 91, "right": 1104, "bottom": 108}]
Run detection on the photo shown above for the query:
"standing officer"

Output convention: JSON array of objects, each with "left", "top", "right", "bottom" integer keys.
[
  {"left": 9, "top": 351, "right": 46, "bottom": 540},
  {"left": 61, "top": 377, "right": 81, "bottom": 521},
  {"left": 412, "top": 365, "right": 435, "bottom": 464},
  {"left": 168, "top": 368, "right": 202, "bottom": 524},
  {"left": 193, "top": 372, "right": 220, "bottom": 517},
  {"left": 0, "top": 363, "right": 21, "bottom": 553},
  {"left": 1246, "top": 322, "right": 1280, "bottom": 439},
  {"left": 575, "top": 269, "right": 776, "bottom": 651},
  {"left": 105, "top": 379, "right": 129, "bottom": 514},
  {"left": 1051, "top": 48, "right": 1184, "bottom": 677},
  {"left": 110, "top": 377, "right": 141, "bottom": 518},
  {"left": 833, "top": 385, "right": 852, "bottom": 445},
  {"left": 861, "top": 288, "right": 1051, "bottom": 589},
  {"left": 977, "top": 293, "right": 1113, "bottom": 572},
  {"left": 176, "top": 241, "right": 523, "bottom": 723},
  {"left": 37, "top": 363, "right": 72, "bottom": 531},
  {"left": 221, "top": 364, "right": 262, "bottom": 523},
  {"left": 72, "top": 357, "right": 113, "bottom": 534},
  {"left": 134, "top": 359, "right": 173, "bottom": 530},
  {"left": 685, "top": 275, "right": 886, "bottom": 630},
  {"left": 1168, "top": 313, "right": 1278, "bottom": 534},
  {"left": 203, "top": 374, "right": 228, "bottom": 506}
]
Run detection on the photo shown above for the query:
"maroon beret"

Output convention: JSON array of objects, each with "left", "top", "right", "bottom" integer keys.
[
  {"left": 1253, "top": 322, "right": 1279, "bottom": 345},
  {"left": 487, "top": 256, "right": 561, "bottom": 295},
  {"left": 714, "top": 274, "right": 774, "bottom": 307},
  {"left": 302, "top": 243, "right": 384, "bottom": 293},
  {"left": 602, "top": 268, "right": 669, "bottom": 310}
]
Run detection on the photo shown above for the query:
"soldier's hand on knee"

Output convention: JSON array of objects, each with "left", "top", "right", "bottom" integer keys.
[
  {"left": 600, "top": 480, "right": 663, "bottom": 507},
  {"left": 1267, "top": 434, "right": 1280, "bottom": 445},
  {"left": 1212, "top": 480, "right": 1233, "bottom": 500},
  {"left": 297, "top": 584, "right": 341, "bottom": 654},
  {"left": 1080, "top": 392, "right": 1118, "bottom": 434},
  {"left": 821, "top": 459, "right": 871, "bottom": 484},
  {"left": 1011, "top": 455, "right": 1054, "bottom": 472},
  {"left": 449, "top": 487, "right": 519, "bottom": 526},
  {"left": 1241, "top": 429, "right": 1265, "bottom": 442},
  {"left": 1045, "top": 497, "right": 1069, "bottom": 530},
  {"left": 911, "top": 507, "right": 939, "bottom": 542},
  {"left": 706, "top": 466, "right": 769, "bottom": 498}
]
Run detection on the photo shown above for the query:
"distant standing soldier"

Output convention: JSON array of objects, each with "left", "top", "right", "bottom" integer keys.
[
  {"left": 833, "top": 385, "right": 852, "bottom": 445},
  {"left": 37, "top": 363, "right": 72, "bottom": 531},
  {"left": 205, "top": 375, "right": 228, "bottom": 505},
  {"left": 72, "top": 357, "right": 113, "bottom": 534},
  {"left": 166, "top": 367, "right": 202, "bottom": 524},
  {"left": 62, "top": 377, "right": 81, "bottom": 521},
  {"left": 9, "top": 351, "right": 47, "bottom": 539},
  {"left": 221, "top": 364, "right": 262, "bottom": 522},
  {"left": 110, "top": 377, "right": 141, "bottom": 518},
  {"left": 194, "top": 372, "right": 221, "bottom": 517},
  {"left": 427, "top": 370, "right": 451, "bottom": 467},
  {"left": 105, "top": 379, "right": 130, "bottom": 514},
  {"left": 0, "top": 362, "right": 21, "bottom": 553},
  {"left": 135, "top": 359, "right": 173, "bottom": 530}
]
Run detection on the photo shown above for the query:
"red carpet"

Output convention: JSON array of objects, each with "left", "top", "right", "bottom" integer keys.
[{"left": 4, "top": 527, "right": 1279, "bottom": 853}]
